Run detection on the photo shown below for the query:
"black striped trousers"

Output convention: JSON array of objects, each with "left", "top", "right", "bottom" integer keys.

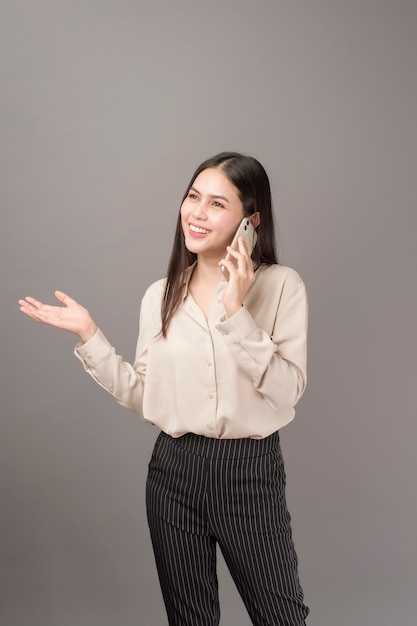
[{"left": 146, "top": 430, "right": 309, "bottom": 626}]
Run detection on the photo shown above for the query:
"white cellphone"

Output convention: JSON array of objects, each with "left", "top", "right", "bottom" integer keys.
[{"left": 221, "top": 217, "right": 258, "bottom": 280}]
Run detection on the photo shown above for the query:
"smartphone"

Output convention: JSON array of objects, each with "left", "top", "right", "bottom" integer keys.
[{"left": 221, "top": 217, "right": 258, "bottom": 280}]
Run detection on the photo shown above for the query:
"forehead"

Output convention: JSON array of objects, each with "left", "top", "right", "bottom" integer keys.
[{"left": 193, "top": 168, "right": 239, "bottom": 198}]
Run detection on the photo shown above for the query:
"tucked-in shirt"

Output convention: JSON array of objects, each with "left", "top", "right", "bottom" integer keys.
[{"left": 74, "top": 264, "right": 308, "bottom": 439}]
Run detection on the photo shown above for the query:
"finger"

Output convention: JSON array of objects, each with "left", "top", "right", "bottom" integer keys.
[
  {"left": 18, "top": 300, "right": 34, "bottom": 312},
  {"left": 223, "top": 247, "right": 241, "bottom": 262},
  {"left": 54, "top": 290, "right": 75, "bottom": 306},
  {"left": 219, "top": 258, "right": 238, "bottom": 279},
  {"left": 226, "top": 238, "right": 249, "bottom": 261},
  {"left": 236, "top": 240, "right": 252, "bottom": 274},
  {"left": 219, "top": 258, "right": 232, "bottom": 271},
  {"left": 21, "top": 296, "right": 46, "bottom": 310},
  {"left": 237, "top": 237, "right": 250, "bottom": 256},
  {"left": 19, "top": 304, "right": 44, "bottom": 322},
  {"left": 19, "top": 302, "right": 32, "bottom": 315}
]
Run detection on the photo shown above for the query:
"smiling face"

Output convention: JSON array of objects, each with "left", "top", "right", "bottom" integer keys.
[{"left": 180, "top": 167, "right": 245, "bottom": 263}]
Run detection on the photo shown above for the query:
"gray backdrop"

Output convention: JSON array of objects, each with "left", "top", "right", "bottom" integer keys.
[{"left": 1, "top": 1, "right": 416, "bottom": 625}]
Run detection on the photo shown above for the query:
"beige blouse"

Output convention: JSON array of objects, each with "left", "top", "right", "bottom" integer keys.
[{"left": 74, "top": 264, "right": 308, "bottom": 439}]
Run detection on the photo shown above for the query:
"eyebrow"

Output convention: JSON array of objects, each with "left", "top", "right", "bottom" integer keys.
[{"left": 190, "top": 186, "right": 230, "bottom": 203}]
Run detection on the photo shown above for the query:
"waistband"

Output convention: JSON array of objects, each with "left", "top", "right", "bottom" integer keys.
[{"left": 157, "top": 430, "right": 280, "bottom": 461}]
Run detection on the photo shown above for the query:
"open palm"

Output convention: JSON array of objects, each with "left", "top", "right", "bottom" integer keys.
[{"left": 19, "top": 290, "right": 97, "bottom": 342}]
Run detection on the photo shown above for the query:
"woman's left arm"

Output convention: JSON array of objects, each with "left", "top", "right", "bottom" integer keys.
[{"left": 216, "top": 267, "right": 308, "bottom": 414}]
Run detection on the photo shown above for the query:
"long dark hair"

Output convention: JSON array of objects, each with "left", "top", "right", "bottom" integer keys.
[{"left": 160, "top": 152, "right": 278, "bottom": 336}]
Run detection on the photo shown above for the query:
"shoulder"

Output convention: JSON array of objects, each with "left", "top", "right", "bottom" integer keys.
[
  {"left": 143, "top": 277, "right": 166, "bottom": 299},
  {"left": 142, "top": 277, "right": 166, "bottom": 301},
  {"left": 140, "top": 277, "right": 166, "bottom": 313},
  {"left": 136, "top": 278, "right": 166, "bottom": 330},
  {"left": 255, "top": 264, "right": 305, "bottom": 296}
]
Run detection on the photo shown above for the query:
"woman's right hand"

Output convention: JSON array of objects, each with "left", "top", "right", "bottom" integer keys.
[{"left": 18, "top": 290, "right": 98, "bottom": 344}]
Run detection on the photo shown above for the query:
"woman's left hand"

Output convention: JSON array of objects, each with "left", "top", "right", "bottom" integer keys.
[{"left": 219, "top": 237, "right": 256, "bottom": 317}]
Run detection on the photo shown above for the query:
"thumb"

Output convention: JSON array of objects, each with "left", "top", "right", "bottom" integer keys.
[{"left": 54, "top": 290, "right": 74, "bottom": 306}]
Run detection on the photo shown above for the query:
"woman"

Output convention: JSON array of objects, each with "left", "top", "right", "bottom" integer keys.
[{"left": 19, "top": 152, "right": 309, "bottom": 625}]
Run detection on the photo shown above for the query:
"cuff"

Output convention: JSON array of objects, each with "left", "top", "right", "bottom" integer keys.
[
  {"left": 215, "top": 306, "right": 258, "bottom": 342},
  {"left": 74, "top": 328, "right": 114, "bottom": 367}
]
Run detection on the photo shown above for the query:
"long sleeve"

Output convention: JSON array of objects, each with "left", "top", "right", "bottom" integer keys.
[
  {"left": 74, "top": 327, "right": 145, "bottom": 416},
  {"left": 215, "top": 274, "right": 307, "bottom": 413},
  {"left": 73, "top": 279, "right": 164, "bottom": 418}
]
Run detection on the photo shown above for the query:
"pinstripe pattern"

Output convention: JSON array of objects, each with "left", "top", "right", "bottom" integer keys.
[{"left": 146, "top": 431, "right": 309, "bottom": 625}]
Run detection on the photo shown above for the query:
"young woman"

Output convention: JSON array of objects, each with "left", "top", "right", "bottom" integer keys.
[{"left": 19, "top": 152, "right": 309, "bottom": 625}]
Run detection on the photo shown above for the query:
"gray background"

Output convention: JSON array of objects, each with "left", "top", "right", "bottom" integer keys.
[{"left": 1, "top": 1, "right": 416, "bottom": 625}]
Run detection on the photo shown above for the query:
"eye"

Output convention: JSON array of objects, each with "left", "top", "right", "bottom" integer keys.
[
  {"left": 188, "top": 192, "right": 198, "bottom": 200},
  {"left": 212, "top": 201, "right": 224, "bottom": 209}
]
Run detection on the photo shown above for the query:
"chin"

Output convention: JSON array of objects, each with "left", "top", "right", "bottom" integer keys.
[{"left": 182, "top": 237, "right": 200, "bottom": 253}]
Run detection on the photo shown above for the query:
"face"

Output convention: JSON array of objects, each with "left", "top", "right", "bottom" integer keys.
[{"left": 180, "top": 167, "right": 245, "bottom": 262}]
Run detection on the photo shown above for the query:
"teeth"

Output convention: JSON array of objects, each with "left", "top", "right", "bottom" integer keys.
[{"left": 190, "top": 224, "right": 210, "bottom": 234}]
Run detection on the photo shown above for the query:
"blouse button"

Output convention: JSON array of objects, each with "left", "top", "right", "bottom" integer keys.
[{"left": 208, "top": 393, "right": 214, "bottom": 399}]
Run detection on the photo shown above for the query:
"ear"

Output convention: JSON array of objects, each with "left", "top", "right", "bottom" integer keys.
[{"left": 249, "top": 212, "right": 260, "bottom": 229}]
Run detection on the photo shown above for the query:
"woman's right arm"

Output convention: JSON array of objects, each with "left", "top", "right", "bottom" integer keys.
[{"left": 19, "top": 286, "right": 159, "bottom": 419}]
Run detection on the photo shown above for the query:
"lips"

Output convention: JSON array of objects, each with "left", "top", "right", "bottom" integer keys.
[{"left": 188, "top": 223, "right": 211, "bottom": 237}]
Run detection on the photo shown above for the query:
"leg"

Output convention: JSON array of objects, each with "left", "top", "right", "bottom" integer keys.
[
  {"left": 146, "top": 433, "right": 220, "bottom": 625},
  {"left": 209, "top": 444, "right": 309, "bottom": 625},
  {"left": 218, "top": 520, "right": 308, "bottom": 626},
  {"left": 147, "top": 513, "right": 220, "bottom": 626}
]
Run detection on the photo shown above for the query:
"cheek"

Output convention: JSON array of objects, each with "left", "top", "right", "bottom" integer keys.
[
  {"left": 218, "top": 216, "right": 242, "bottom": 240},
  {"left": 181, "top": 199, "right": 194, "bottom": 217}
]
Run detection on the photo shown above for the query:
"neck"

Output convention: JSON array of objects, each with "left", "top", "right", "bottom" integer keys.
[{"left": 193, "top": 255, "right": 223, "bottom": 285}]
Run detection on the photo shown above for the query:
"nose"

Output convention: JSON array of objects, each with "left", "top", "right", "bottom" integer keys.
[{"left": 191, "top": 201, "right": 208, "bottom": 220}]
